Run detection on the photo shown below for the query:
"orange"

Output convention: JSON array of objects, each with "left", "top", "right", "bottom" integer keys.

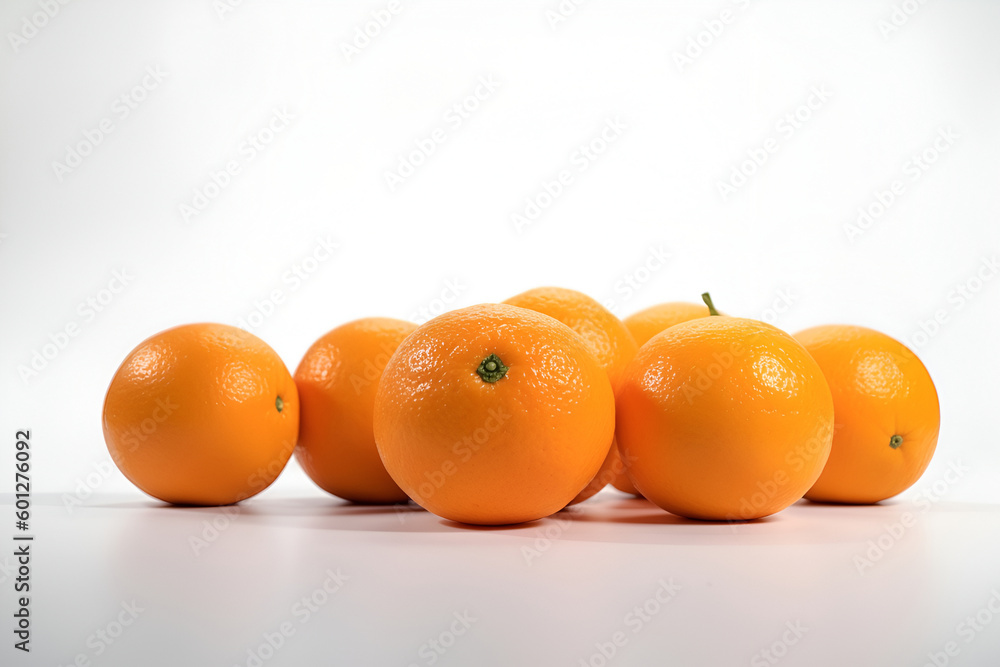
[
  {"left": 795, "top": 325, "right": 940, "bottom": 504},
  {"left": 615, "top": 294, "right": 833, "bottom": 520},
  {"left": 294, "top": 318, "right": 416, "bottom": 504},
  {"left": 624, "top": 301, "right": 716, "bottom": 347},
  {"left": 102, "top": 323, "right": 298, "bottom": 506},
  {"left": 504, "top": 287, "right": 637, "bottom": 387},
  {"left": 503, "top": 287, "right": 638, "bottom": 503},
  {"left": 594, "top": 444, "right": 640, "bottom": 497},
  {"left": 373, "top": 303, "right": 615, "bottom": 525},
  {"left": 614, "top": 299, "right": 716, "bottom": 497}
]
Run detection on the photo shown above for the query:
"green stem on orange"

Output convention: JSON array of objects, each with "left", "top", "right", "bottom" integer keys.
[
  {"left": 477, "top": 354, "right": 508, "bottom": 383},
  {"left": 889, "top": 434, "right": 903, "bottom": 449},
  {"left": 276, "top": 396, "right": 284, "bottom": 413},
  {"left": 701, "top": 292, "right": 721, "bottom": 317}
]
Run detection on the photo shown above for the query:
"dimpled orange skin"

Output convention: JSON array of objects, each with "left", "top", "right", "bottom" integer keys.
[
  {"left": 624, "top": 302, "right": 717, "bottom": 348},
  {"left": 796, "top": 325, "right": 940, "bottom": 504},
  {"left": 615, "top": 300, "right": 716, "bottom": 496},
  {"left": 102, "top": 323, "right": 299, "bottom": 506},
  {"left": 294, "top": 318, "right": 416, "bottom": 504},
  {"left": 503, "top": 287, "right": 638, "bottom": 503},
  {"left": 616, "top": 316, "right": 834, "bottom": 521},
  {"left": 373, "top": 304, "right": 615, "bottom": 525}
]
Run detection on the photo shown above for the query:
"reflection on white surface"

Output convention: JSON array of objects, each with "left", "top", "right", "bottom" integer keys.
[{"left": 3, "top": 491, "right": 1000, "bottom": 666}]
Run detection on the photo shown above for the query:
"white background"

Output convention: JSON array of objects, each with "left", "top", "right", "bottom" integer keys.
[{"left": 1, "top": 1, "right": 999, "bottom": 666}]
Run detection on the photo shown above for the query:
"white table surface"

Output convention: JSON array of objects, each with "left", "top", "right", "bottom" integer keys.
[{"left": 3, "top": 489, "right": 1000, "bottom": 667}]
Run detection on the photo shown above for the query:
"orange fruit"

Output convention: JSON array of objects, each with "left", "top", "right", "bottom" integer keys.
[
  {"left": 615, "top": 294, "right": 834, "bottom": 520},
  {"left": 595, "top": 444, "right": 640, "bottom": 497},
  {"left": 373, "top": 303, "right": 615, "bottom": 525},
  {"left": 504, "top": 287, "right": 637, "bottom": 387},
  {"left": 294, "top": 318, "right": 416, "bottom": 504},
  {"left": 102, "top": 323, "right": 298, "bottom": 506},
  {"left": 503, "top": 287, "right": 638, "bottom": 503},
  {"left": 624, "top": 301, "right": 716, "bottom": 347},
  {"left": 795, "top": 325, "right": 940, "bottom": 504},
  {"left": 614, "top": 299, "right": 716, "bottom": 497}
]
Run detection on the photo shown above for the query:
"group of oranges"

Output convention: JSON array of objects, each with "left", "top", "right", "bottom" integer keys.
[{"left": 102, "top": 287, "right": 940, "bottom": 525}]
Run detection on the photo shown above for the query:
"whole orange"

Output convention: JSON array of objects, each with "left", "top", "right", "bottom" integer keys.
[
  {"left": 103, "top": 323, "right": 298, "bottom": 506},
  {"left": 503, "top": 287, "right": 638, "bottom": 503},
  {"left": 373, "top": 304, "right": 615, "bottom": 525},
  {"left": 624, "top": 301, "right": 716, "bottom": 347},
  {"left": 616, "top": 295, "right": 834, "bottom": 520},
  {"left": 795, "top": 325, "right": 940, "bottom": 504},
  {"left": 294, "top": 318, "right": 416, "bottom": 504}
]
